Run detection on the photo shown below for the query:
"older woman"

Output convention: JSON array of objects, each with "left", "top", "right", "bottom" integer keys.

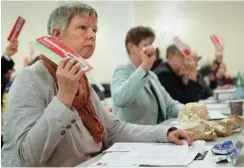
[
  {"left": 111, "top": 26, "right": 184, "bottom": 125},
  {"left": 1, "top": 3, "right": 192, "bottom": 167}
]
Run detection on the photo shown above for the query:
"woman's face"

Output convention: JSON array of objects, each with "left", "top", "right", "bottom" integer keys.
[
  {"left": 52, "top": 14, "right": 98, "bottom": 59},
  {"left": 217, "top": 63, "right": 226, "bottom": 75}
]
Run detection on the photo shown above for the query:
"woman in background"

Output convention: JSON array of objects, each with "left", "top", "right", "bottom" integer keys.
[
  {"left": 111, "top": 26, "right": 183, "bottom": 125},
  {"left": 210, "top": 62, "right": 234, "bottom": 90}
]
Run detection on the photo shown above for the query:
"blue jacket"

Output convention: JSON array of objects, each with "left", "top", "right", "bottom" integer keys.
[{"left": 111, "top": 61, "right": 183, "bottom": 125}]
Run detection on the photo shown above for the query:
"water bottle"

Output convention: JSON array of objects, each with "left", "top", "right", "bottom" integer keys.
[{"left": 235, "top": 72, "right": 244, "bottom": 98}]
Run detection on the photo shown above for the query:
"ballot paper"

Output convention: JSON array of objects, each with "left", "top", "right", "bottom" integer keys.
[
  {"left": 89, "top": 142, "right": 205, "bottom": 167},
  {"left": 8, "top": 16, "right": 26, "bottom": 42},
  {"left": 210, "top": 34, "right": 224, "bottom": 52},
  {"left": 173, "top": 37, "right": 192, "bottom": 57},
  {"left": 32, "top": 35, "right": 93, "bottom": 73}
]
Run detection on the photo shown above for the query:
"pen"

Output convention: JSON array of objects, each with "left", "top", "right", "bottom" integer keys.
[
  {"left": 139, "top": 164, "right": 162, "bottom": 167},
  {"left": 139, "top": 164, "right": 181, "bottom": 167}
]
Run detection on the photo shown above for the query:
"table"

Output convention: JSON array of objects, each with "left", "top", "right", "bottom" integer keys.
[{"left": 77, "top": 118, "right": 244, "bottom": 167}]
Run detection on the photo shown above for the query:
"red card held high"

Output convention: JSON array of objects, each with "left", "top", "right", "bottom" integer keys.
[
  {"left": 173, "top": 37, "right": 192, "bottom": 57},
  {"left": 210, "top": 34, "right": 224, "bottom": 51},
  {"left": 8, "top": 16, "right": 26, "bottom": 42}
]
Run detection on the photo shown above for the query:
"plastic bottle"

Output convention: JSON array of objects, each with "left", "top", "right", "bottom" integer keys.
[{"left": 235, "top": 72, "right": 244, "bottom": 98}]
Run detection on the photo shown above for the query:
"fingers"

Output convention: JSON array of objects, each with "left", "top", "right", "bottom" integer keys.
[
  {"left": 146, "top": 47, "right": 155, "bottom": 56},
  {"left": 58, "top": 57, "right": 70, "bottom": 70},
  {"left": 170, "top": 135, "right": 183, "bottom": 145},
  {"left": 70, "top": 62, "right": 81, "bottom": 75},
  {"left": 189, "top": 132, "right": 194, "bottom": 141},
  {"left": 9, "top": 40, "right": 18, "bottom": 48},
  {"left": 168, "top": 130, "right": 194, "bottom": 146},
  {"left": 65, "top": 59, "right": 78, "bottom": 71},
  {"left": 12, "top": 39, "right": 18, "bottom": 44},
  {"left": 179, "top": 130, "right": 194, "bottom": 145},
  {"left": 75, "top": 69, "right": 85, "bottom": 79}
]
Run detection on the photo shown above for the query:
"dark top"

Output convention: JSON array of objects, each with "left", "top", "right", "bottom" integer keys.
[
  {"left": 1, "top": 56, "right": 15, "bottom": 105},
  {"left": 153, "top": 62, "right": 213, "bottom": 104},
  {"left": 150, "top": 85, "right": 164, "bottom": 124},
  {"left": 210, "top": 76, "right": 234, "bottom": 89},
  {"left": 150, "top": 58, "right": 163, "bottom": 71}
]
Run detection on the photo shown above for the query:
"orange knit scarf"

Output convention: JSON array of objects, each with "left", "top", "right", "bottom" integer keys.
[{"left": 40, "top": 55, "right": 104, "bottom": 142}]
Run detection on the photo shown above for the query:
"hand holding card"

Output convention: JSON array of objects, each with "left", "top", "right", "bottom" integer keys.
[
  {"left": 173, "top": 37, "right": 192, "bottom": 57},
  {"left": 32, "top": 35, "right": 93, "bottom": 73},
  {"left": 210, "top": 34, "right": 224, "bottom": 52},
  {"left": 140, "top": 46, "right": 157, "bottom": 71},
  {"left": 4, "top": 40, "right": 19, "bottom": 57}
]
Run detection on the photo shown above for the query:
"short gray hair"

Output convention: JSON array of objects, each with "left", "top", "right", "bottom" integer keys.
[{"left": 47, "top": 2, "right": 98, "bottom": 35}]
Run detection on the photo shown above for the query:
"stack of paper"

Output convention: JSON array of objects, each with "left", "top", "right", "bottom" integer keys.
[{"left": 89, "top": 142, "right": 204, "bottom": 167}]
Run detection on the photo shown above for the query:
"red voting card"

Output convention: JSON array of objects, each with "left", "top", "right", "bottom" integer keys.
[
  {"left": 8, "top": 16, "right": 26, "bottom": 42},
  {"left": 210, "top": 34, "right": 224, "bottom": 51},
  {"left": 36, "top": 35, "right": 93, "bottom": 72},
  {"left": 173, "top": 37, "right": 192, "bottom": 57}
]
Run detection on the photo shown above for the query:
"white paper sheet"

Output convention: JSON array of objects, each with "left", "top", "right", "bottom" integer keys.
[
  {"left": 206, "top": 103, "right": 228, "bottom": 110},
  {"left": 105, "top": 142, "right": 188, "bottom": 155},
  {"left": 90, "top": 142, "right": 206, "bottom": 167},
  {"left": 208, "top": 109, "right": 227, "bottom": 120},
  {"left": 90, "top": 151, "right": 192, "bottom": 167}
]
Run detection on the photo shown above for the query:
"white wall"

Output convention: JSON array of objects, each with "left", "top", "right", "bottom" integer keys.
[
  {"left": 134, "top": 1, "right": 244, "bottom": 76},
  {"left": 1, "top": 1, "right": 133, "bottom": 83}
]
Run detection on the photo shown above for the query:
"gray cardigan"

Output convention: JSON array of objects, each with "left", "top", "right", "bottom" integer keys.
[
  {"left": 111, "top": 61, "right": 183, "bottom": 125},
  {"left": 2, "top": 61, "right": 173, "bottom": 167}
]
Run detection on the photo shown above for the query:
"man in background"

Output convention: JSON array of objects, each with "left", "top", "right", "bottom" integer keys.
[
  {"left": 154, "top": 44, "right": 212, "bottom": 104},
  {"left": 1, "top": 40, "right": 18, "bottom": 106}
]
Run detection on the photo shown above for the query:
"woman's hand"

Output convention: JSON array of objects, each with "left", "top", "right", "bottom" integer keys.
[
  {"left": 56, "top": 58, "right": 84, "bottom": 108},
  {"left": 140, "top": 46, "right": 156, "bottom": 71},
  {"left": 180, "top": 54, "right": 199, "bottom": 83},
  {"left": 168, "top": 129, "right": 194, "bottom": 145},
  {"left": 4, "top": 40, "right": 18, "bottom": 56}
]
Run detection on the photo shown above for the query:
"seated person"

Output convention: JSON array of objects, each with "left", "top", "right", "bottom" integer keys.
[
  {"left": 111, "top": 26, "right": 183, "bottom": 125},
  {"left": 154, "top": 45, "right": 212, "bottom": 104},
  {"left": 197, "top": 60, "right": 218, "bottom": 88},
  {"left": 1, "top": 3, "right": 192, "bottom": 167},
  {"left": 210, "top": 62, "right": 234, "bottom": 90},
  {"left": 1, "top": 40, "right": 18, "bottom": 106}
]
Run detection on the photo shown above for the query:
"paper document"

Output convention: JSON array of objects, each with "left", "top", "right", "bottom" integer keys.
[
  {"left": 105, "top": 142, "right": 188, "bottom": 154},
  {"left": 206, "top": 103, "right": 228, "bottom": 110},
  {"left": 90, "top": 152, "right": 196, "bottom": 167},
  {"left": 89, "top": 142, "right": 205, "bottom": 167},
  {"left": 209, "top": 110, "right": 227, "bottom": 120}
]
